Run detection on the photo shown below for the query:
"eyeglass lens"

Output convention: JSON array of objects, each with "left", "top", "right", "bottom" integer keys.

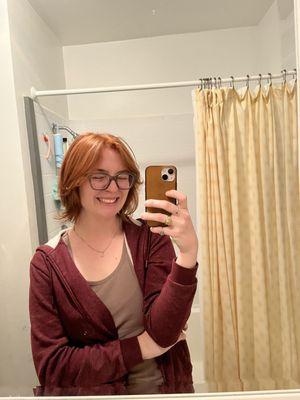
[{"left": 90, "top": 173, "right": 134, "bottom": 190}]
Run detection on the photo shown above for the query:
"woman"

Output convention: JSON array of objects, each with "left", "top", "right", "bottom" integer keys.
[{"left": 29, "top": 132, "right": 198, "bottom": 395}]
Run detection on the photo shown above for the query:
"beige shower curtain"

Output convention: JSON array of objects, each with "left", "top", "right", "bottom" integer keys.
[{"left": 193, "top": 82, "right": 300, "bottom": 391}]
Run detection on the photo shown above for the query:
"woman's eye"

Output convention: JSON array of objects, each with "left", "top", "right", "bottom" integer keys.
[{"left": 93, "top": 175, "right": 106, "bottom": 181}]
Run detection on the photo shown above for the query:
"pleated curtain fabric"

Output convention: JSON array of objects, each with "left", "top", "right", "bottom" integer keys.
[{"left": 193, "top": 82, "right": 300, "bottom": 391}]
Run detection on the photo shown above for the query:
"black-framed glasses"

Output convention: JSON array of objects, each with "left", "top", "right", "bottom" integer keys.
[{"left": 88, "top": 172, "right": 136, "bottom": 190}]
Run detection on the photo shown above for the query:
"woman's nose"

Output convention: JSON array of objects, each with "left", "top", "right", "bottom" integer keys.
[{"left": 106, "top": 179, "right": 119, "bottom": 191}]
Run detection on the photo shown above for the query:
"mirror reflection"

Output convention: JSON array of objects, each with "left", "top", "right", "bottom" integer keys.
[
  {"left": 30, "top": 132, "right": 199, "bottom": 396},
  {"left": 1, "top": 0, "right": 299, "bottom": 396}
]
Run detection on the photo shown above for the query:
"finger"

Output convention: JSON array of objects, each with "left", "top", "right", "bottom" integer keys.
[
  {"left": 145, "top": 199, "right": 179, "bottom": 215},
  {"left": 165, "top": 190, "right": 188, "bottom": 209},
  {"left": 149, "top": 226, "right": 174, "bottom": 237},
  {"left": 140, "top": 211, "right": 174, "bottom": 226}
]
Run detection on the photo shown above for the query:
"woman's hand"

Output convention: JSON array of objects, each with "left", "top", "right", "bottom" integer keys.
[
  {"left": 137, "top": 330, "right": 186, "bottom": 360},
  {"left": 140, "top": 190, "right": 198, "bottom": 268}
]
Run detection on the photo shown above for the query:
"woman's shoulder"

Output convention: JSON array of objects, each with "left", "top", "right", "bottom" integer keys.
[
  {"left": 123, "top": 216, "right": 152, "bottom": 248},
  {"left": 124, "top": 216, "right": 172, "bottom": 248},
  {"left": 45, "top": 229, "right": 68, "bottom": 249},
  {"left": 30, "top": 229, "right": 69, "bottom": 268},
  {"left": 124, "top": 216, "right": 148, "bottom": 231}
]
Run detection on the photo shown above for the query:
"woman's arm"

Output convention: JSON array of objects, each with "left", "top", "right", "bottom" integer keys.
[
  {"left": 140, "top": 190, "right": 198, "bottom": 347},
  {"left": 138, "top": 329, "right": 186, "bottom": 360},
  {"left": 142, "top": 233, "right": 197, "bottom": 347}
]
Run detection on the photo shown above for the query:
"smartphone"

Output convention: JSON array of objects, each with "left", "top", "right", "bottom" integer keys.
[{"left": 145, "top": 165, "right": 177, "bottom": 227}]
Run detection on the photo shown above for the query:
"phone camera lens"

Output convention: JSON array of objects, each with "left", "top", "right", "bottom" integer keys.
[
  {"left": 162, "top": 174, "right": 168, "bottom": 181},
  {"left": 168, "top": 168, "right": 174, "bottom": 174}
]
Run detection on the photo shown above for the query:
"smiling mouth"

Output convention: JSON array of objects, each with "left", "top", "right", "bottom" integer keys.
[{"left": 96, "top": 197, "right": 119, "bottom": 204}]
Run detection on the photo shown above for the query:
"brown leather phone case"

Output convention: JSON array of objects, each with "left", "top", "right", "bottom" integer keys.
[{"left": 145, "top": 165, "right": 177, "bottom": 227}]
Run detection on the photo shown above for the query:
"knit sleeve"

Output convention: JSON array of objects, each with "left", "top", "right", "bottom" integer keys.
[{"left": 143, "top": 232, "right": 198, "bottom": 347}]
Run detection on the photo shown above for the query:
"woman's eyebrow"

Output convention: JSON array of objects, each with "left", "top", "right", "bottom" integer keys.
[{"left": 95, "top": 169, "right": 108, "bottom": 173}]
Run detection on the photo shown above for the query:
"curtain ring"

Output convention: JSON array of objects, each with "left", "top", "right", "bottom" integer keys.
[
  {"left": 282, "top": 69, "right": 287, "bottom": 84},
  {"left": 293, "top": 68, "right": 297, "bottom": 81},
  {"left": 214, "top": 77, "right": 217, "bottom": 89},
  {"left": 218, "top": 76, "right": 222, "bottom": 89},
  {"left": 258, "top": 73, "right": 262, "bottom": 88},
  {"left": 230, "top": 76, "right": 235, "bottom": 89},
  {"left": 198, "top": 78, "right": 203, "bottom": 90},
  {"left": 209, "top": 77, "right": 213, "bottom": 89},
  {"left": 268, "top": 72, "right": 272, "bottom": 86},
  {"left": 246, "top": 74, "right": 250, "bottom": 89}
]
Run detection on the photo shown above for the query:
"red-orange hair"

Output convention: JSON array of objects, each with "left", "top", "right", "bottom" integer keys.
[{"left": 59, "top": 132, "right": 142, "bottom": 222}]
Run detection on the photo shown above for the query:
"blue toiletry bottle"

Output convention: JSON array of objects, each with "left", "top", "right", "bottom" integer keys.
[{"left": 54, "top": 132, "right": 64, "bottom": 168}]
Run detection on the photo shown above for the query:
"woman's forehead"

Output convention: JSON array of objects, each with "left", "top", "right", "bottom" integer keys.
[{"left": 94, "top": 147, "right": 127, "bottom": 171}]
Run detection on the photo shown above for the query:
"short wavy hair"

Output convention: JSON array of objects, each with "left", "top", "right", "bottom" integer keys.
[{"left": 59, "top": 132, "right": 142, "bottom": 222}]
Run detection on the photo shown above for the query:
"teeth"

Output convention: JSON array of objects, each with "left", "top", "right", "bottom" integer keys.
[{"left": 97, "top": 198, "right": 117, "bottom": 204}]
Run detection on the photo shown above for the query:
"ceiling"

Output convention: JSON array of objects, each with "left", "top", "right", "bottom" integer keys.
[{"left": 27, "top": 0, "right": 293, "bottom": 46}]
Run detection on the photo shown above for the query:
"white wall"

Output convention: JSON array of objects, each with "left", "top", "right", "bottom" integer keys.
[
  {"left": 0, "top": 0, "right": 67, "bottom": 395},
  {"left": 63, "top": 8, "right": 296, "bottom": 121},
  {"left": 280, "top": 9, "right": 296, "bottom": 69},
  {"left": 258, "top": 0, "right": 296, "bottom": 73},
  {"left": 7, "top": 0, "right": 68, "bottom": 118},
  {"left": 0, "top": 0, "right": 36, "bottom": 395},
  {"left": 63, "top": 26, "right": 260, "bottom": 120},
  {"left": 7, "top": 0, "right": 68, "bottom": 249}
]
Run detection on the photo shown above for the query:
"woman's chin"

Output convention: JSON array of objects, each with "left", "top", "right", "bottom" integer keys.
[{"left": 95, "top": 202, "right": 124, "bottom": 218}]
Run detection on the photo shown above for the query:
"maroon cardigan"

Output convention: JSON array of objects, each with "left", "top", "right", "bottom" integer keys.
[{"left": 29, "top": 218, "right": 198, "bottom": 395}]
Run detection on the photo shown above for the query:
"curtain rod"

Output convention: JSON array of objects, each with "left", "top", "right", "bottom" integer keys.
[{"left": 30, "top": 69, "right": 297, "bottom": 99}]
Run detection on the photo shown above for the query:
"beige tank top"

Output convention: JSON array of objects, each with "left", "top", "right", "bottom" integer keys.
[{"left": 63, "top": 232, "right": 163, "bottom": 394}]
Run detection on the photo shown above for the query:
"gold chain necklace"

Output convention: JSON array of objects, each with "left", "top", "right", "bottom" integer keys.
[{"left": 73, "top": 224, "right": 119, "bottom": 257}]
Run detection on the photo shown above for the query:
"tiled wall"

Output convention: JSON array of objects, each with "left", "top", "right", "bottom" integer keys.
[{"left": 34, "top": 102, "right": 69, "bottom": 239}]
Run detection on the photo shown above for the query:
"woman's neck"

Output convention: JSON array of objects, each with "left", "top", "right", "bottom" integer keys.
[{"left": 74, "top": 212, "right": 122, "bottom": 240}]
